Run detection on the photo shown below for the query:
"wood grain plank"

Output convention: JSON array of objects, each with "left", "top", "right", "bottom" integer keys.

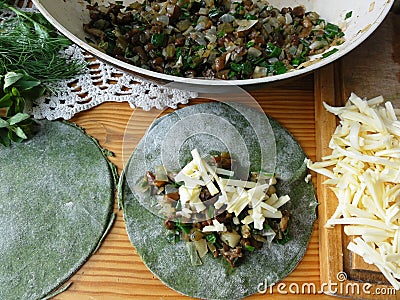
[{"left": 313, "top": 63, "right": 344, "bottom": 297}]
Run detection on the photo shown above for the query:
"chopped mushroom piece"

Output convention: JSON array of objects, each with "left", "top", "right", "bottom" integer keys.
[{"left": 140, "top": 149, "right": 291, "bottom": 268}]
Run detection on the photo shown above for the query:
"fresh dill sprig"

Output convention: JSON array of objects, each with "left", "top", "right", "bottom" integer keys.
[
  {"left": 0, "top": 3, "right": 85, "bottom": 83},
  {"left": 0, "top": 2, "right": 86, "bottom": 146}
]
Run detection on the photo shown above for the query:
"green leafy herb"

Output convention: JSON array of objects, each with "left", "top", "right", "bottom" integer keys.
[
  {"left": 244, "top": 13, "right": 257, "bottom": 20},
  {"left": 0, "top": 74, "right": 40, "bottom": 146},
  {"left": 205, "top": 233, "right": 217, "bottom": 244},
  {"left": 151, "top": 33, "right": 165, "bottom": 47},
  {"left": 176, "top": 219, "right": 192, "bottom": 234},
  {"left": 241, "top": 61, "right": 253, "bottom": 76},
  {"left": 244, "top": 244, "right": 255, "bottom": 252},
  {"left": 180, "top": 11, "right": 191, "bottom": 20},
  {"left": 230, "top": 62, "right": 242, "bottom": 73},
  {"left": 322, "top": 48, "right": 339, "bottom": 58},
  {"left": 234, "top": 3, "right": 245, "bottom": 17},
  {"left": 345, "top": 11, "right": 353, "bottom": 20},
  {"left": 324, "top": 23, "right": 341, "bottom": 39},
  {"left": 208, "top": 8, "right": 221, "bottom": 18},
  {"left": 291, "top": 57, "right": 305, "bottom": 67},
  {"left": 166, "top": 232, "right": 180, "bottom": 244},
  {"left": 253, "top": 56, "right": 265, "bottom": 65},
  {"left": 0, "top": 2, "right": 85, "bottom": 84},
  {"left": 0, "top": 2, "right": 86, "bottom": 146},
  {"left": 276, "top": 228, "right": 291, "bottom": 245},
  {"left": 245, "top": 40, "right": 255, "bottom": 48},
  {"left": 186, "top": 241, "right": 202, "bottom": 266},
  {"left": 273, "top": 61, "right": 287, "bottom": 75},
  {"left": 217, "top": 30, "right": 225, "bottom": 38},
  {"left": 230, "top": 61, "right": 253, "bottom": 77},
  {"left": 266, "top": 43, "right": 282, "bottom": 58},
  {"left": 218, "top": 47, "right": 227, "bottom": 53}
]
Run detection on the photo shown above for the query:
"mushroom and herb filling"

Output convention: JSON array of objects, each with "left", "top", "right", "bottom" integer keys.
[
  {"left": 84, "top": 0, "right": 344, "bottom": 79},
  {"left": 137, "top": 149, "right": 291, "bottom": 268}
]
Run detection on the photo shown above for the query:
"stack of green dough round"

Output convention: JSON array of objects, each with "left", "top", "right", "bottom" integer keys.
[{"left": 0, "top": 121, "right": 115, "bottom": 300}]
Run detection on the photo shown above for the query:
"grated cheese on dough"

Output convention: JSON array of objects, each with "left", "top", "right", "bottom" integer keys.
[{"left": 173, "top": 148, "right": 290, "bottom": 231}]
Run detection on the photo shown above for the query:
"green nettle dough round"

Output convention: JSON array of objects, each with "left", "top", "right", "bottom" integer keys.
[
  {"left": 0, "top": 121, "right": 115, "bottom": 300},
  {"left": 120, "top": 102, "right": 317, "bottom": 300}
]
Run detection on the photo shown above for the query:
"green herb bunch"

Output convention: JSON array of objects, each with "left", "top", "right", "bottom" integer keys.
[
  {"left": 0, "top": 72, "right": 39, "bottom": 146},
  {"left": 0, "top": 1, "right": 86, "bottom": 146}
]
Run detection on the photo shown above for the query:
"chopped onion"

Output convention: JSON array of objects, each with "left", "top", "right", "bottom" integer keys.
[
  {"left": 309, "top": 40, "right": 328, "bottom": 50},
  {"left": 176, "top": 19, "right": 191, "bottom": 32},
  {"left": 253, "top": 66, "right": 268, "bottom": 78},
  {"left": 285, "top": 13, "right": 293, "bottom": 24},
  {"left": 268, "top": 57, "right": 279, "bottom": 64},
  {"left": 134, "top": 175, "right": 150, "bottom": 193},
  {"left": 194, "top": 238, "right": 208, "bottom": 258},
  {"left": 156, "top": 15, "right": 169, "bottom": 26},
  {"left": 164, "top": 184, "right": 178, "bottom": 194},
  {"left": 262, "top": 21, "right": 273, "bottom": 34},
  {"left": 220, "top": 13, "right": 235, "bottom": 23},
  {"left": 278, "top": 49, "right": 285, "bottom": 60},
  {"left": 205, "top": 28, "right": 217, "bottom": 43},
  {"left": 166, "top": 4, "right": 177, "bottom": 16},
  {"left": 288, "top": 45, "right": 298, "bottom": 56},
  {"left": 190, "top": 32, "right": 207, "bottom": 45},
  {"left": 195, "top": 16, "right": 211, "bottom": 31},
  {"left": 199, "top": 7, "right": 209, "bottom": 15},
  {"left": 277, "top": 15, "right": 286, "bottom": 25},
  {"left": 247, "top": 46, "right": 262, "bottom": 57},
  {"left": 295, "top": 43, "right": 304, "bottom": 57},
  {"left": 182, "top": 25, "right": 194, "bottom": 36},
  {"left": 236, "top": 19, "right": 258, "bottom": 32},
  {"left": 261, "top": 227, "right": 276, "bottom": 247},
  {"left": 164, "top": 26, "right": 173, "bottom": 35},
  {"left": 220, "top": 231, "right": 241, "bottom": 248},
  {"left": 268, "top": 17, "right": 279, "bottom": 28},
  {"left": 155, "top": 165, "right": 169, "bottom": 181},
  {"left": 186, "top": 242, "right": 202, "bottom": 266},
  {"left": 195, "top": 22, "right": 206, "bottom": 31}
]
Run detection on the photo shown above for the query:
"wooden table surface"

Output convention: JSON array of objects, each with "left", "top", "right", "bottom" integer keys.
[
  {"left": 49, "top": 11, "right": 400, "bottom": 300},
  {"left": 64, "top": 77, "right": 325, "bottom": 300}
]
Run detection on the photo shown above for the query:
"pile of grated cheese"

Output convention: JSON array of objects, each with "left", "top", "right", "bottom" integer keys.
[
  {"left": 307, "top": 93, "right": 400, "bottom": 290},
  {"left": 174, "top": 148, "right": 290, "bottom": 231}
]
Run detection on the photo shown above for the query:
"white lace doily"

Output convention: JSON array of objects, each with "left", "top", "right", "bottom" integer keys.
[{"left": 3, "top": 1, "right": 197, "bottom": 120}]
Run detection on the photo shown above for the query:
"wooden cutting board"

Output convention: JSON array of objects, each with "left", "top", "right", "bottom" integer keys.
[
  {"left": 65, "top": 75, "right": 327, "bottom": 300},
  {"left": 32, "top": 7, "right": 398, "bottom": 300},
  {"left": 317, "top": 11, "right": 400, "bottom": 299}
]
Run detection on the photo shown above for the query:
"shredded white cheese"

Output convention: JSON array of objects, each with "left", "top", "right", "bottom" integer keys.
[
  {"left": 202, "top": 219, "right": 227, "bottom": 232},
  {"left": 307, "top": 93, "right": 400, "bottom": 290},
  {"left": 173, "top": 148, "right": 290, "bottom": 232}
]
